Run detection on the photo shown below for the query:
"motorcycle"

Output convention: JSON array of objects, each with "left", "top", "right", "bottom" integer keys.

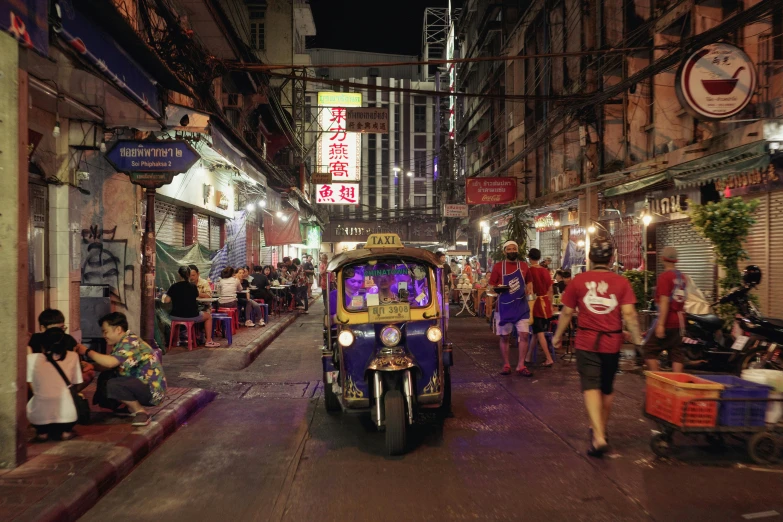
[{"left": 656, "top": 265, "right": 783, "bottom": 373}]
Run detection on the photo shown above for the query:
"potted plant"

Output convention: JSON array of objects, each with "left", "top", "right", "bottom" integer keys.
[{"left": 489, "top": 209, "right": 532, "bottom": 261}]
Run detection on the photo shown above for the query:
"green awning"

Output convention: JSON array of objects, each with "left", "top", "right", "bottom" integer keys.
[
  {"left": 603, "top": 172, "right": 668, "bottom": 197},
  {"left": 671, "top": 141, "right": 769, "bottom": 188}
]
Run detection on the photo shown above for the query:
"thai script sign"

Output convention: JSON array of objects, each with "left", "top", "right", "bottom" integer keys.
[
  {"left": 311, "top": 172, "right": 332, "bottom": 184},
  {"left": 346, "top": 108, "right": 389, "bottom": 133},
  {"left": 465, "top": 178, "right": 517, "bottom": 205},
  {"left": 715, "top": 164, "right": 781, "bottom": 196},
  {"left": 444, "top": 204, "right": 469, "bottom": 218},
  {"left": 534, "top": 212, "right": 559, "bottom": 231},
  {"left": 106, "top": 140, "right": 200, "bottom": 174}
]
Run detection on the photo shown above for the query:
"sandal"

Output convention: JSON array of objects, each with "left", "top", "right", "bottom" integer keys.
[
  {"left": 516, "top": 367, "right": 533, "bottom": 377},
  {"left": 587, "top": 428, "right": 609, "bottom": 457},
  {"left": 31, "top": 434, "right": 48, "bottom": 443},
  {"left": 541, "top": 361, "right": 554, "bottom": 368},
  {"left": 59, "top": 432, "right": 77, "bottom": 441},
  {"left": 500, "top": 364, "right": 512, "bottom": 375},
  {"left": 204, "top": 341, "right": 221, "bottom": 347}
]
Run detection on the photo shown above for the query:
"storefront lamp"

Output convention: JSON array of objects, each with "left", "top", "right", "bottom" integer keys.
[
  {"left": 406, "top": 171, "right": 414, "bottom": 177},
  {"left": 276, "top": 211, "right": 283, "bottom": 218},
  {"left": 554, "top": 221, "right": 561, "bottom": 227},
  {"left": 393, "top": 167, "right": 401, "bottom": 172},
  {"left": 642, "top": 214, "right": 652, "bottom": 226},
  {"left": 480, "top": 220, "right": 488, "bottom": 229},
  {"left": 259, "top": 200, "right": 267, "bottom": 207},
  {"left": 587, "top": 225, "right": 596, "bottom": 234},
  {"left": 770, "top": 142, "right": 781, "bottom": 151},
  {"left": 246, "top": 202, "right": 255, "bottom": 211}
]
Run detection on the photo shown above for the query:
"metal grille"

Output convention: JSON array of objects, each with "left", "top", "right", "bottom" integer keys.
[
  {"left": 210, "top": 217, "right": 222, "bottom": 251},
  {"left": 196, "top": 213, "right": 210, "bottom": 248},
  {"left": 656, "top": 220, "right": 716, "bottom": 299},
  {"left": 609, "top": 218, "right": 643, "bottom": 270},
  {"left": 768, "top": 191, "right": 783, "bottom": 317},
  {"left": 538, "top": 230, "right": 562, "bottom": 269},
  {"left": 152, "top": 201, "right": 186, "bottom": 247},
  {"left": 30, "top": 185, "right": 46, "bottom": 226}
]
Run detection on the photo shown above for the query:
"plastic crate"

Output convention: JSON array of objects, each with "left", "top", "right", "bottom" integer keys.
[
  {"left": 644, "top": 372, "right": 723, "bottom": 427},
  {"left": 700, "top": 375, "right": 772, "bottom": 427}
]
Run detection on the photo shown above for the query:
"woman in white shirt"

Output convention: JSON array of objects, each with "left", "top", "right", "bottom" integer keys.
[{"left": 27, "top": 335, "right": 83, "bottom": 441}]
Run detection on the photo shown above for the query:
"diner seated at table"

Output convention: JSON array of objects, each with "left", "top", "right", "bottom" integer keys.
[
  {"left": 236, "top": 267, "right": 265, "bottom": 326},
  {"left": 188, "top": 264, "right": 212, "bottom": 298},
  {"left": 250, "top": 265, "right": 275, "bottom": 304},
  {"left": 162, "top": 266, "right": 220, "bottom": 347},
  {"left": 292, "top": 259, "right": 309, "bottom": 312}
]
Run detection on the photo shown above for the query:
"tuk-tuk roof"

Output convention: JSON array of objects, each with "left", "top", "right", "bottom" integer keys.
[{"left": 327, "top": 247, "right": 440, "bottom": 272}]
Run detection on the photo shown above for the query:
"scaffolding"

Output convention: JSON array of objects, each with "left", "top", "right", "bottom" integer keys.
[{"left": 422, "top": 8, "right": 449, "bottom": 82}]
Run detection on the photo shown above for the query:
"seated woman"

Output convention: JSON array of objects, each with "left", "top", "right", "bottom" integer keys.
[
  {"left": 217, "top": 266, "right": 244, "bottom": 322},
  {"left": 344, "top": 269, "right": 366, "bottom": 310},
  {"left": 163, "top": 266, "right": 219, "bottom": 347},
  {"left": 235, "top": 268, "right": 265, "bottom": 327}
]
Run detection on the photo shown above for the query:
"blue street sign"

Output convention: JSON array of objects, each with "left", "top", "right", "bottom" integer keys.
[{"left": 105, "top": 140, "right": 200, "bottom": 174}]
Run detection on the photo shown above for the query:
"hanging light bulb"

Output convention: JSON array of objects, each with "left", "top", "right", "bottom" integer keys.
[
  {"left": 52, "top": 121, "right": 61, "bottom": 138},
  {"left": 259, "top": 200, "right": 267, "bottom": 208},
  {"left": 246, "top": 202, "right": 255, "bottom": 211},
  {"left": 100, "top": 140, "right": 107, "bottom": 153},
  {"left": 276, "top": 211, "right": 283, "bottom": 218}
]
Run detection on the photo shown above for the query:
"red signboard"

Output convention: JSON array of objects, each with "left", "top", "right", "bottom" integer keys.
[{"left": 466, "top": 178, "right": 517, "bottom": 205}]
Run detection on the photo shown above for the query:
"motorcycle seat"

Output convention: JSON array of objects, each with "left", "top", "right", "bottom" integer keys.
[
  {"left": 761, "top": 317, "right": 783, "bottom": 329},
  {"left": 686, "top": 313, "right": 723, "bottom": 331}
]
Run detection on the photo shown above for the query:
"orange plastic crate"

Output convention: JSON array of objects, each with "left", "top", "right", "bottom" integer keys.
[{"left": 644, "top": 372, "right": 724, "bottom": 427}]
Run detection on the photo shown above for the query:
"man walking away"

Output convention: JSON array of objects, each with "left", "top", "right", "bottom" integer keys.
[
  {"left": 489, "top": 240, "right": 534, "bottom": 376},
  {"left": 645, "top": 246, "right": 687, "bottom": 373},
  {"left": 527, "top": 248, "right": 555, "bottom": 367},
  {"left": 553, "top": 237, "right": 642, "bottom": 457}
]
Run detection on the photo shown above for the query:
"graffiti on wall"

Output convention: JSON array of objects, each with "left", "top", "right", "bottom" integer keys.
[{"left": 81, "top": 225, "right": 135, "bottom": 305}]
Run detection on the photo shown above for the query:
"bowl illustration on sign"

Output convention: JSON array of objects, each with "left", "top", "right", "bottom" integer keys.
[{"left": 701, "top": 66, "right": 745, "bottom": 95}]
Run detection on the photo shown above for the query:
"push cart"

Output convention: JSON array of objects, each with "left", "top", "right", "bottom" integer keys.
[{"left": 643, "top": 371, "right": 783, "bottom": 465}]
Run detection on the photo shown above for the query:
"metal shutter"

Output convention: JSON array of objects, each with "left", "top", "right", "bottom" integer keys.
[
  {"left": 743, "top": 193, "right": 770, "bottom": 314},
  {"left": 768, "top": 191, "right": 783, "bottom": 317},
  {"left": 196, "top": 213, "right": 210, "bottom": 248},
  {"left": 538, "top": 230, "right": 562, "bottom": 269},
  {"left": 210, "top": 217, "right": 222, "bottom": 251},
  {"left": 154, "top": 201, "right": 186, "bottom": 247},
  {"left": 656, "top": 220, "right": 716, "bottom": 299},
  {"left": 260, "top": 231, "right": 274, "bottom": 265}
]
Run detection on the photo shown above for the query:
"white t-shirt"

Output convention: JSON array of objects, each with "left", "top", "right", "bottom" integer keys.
[
  {"left": 27, "top": 352, "right": 83, "bottom": 425},
  {"left": 217, "top": 277, "right": 243, "bottom": 304}
]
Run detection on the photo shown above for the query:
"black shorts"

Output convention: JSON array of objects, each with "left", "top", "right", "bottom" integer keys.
[
  {"left": 644, "top": 328, "right": 684, "bottom": 363},
  {"left": 576, "top": 350, "right": 620, "bottom": 394},
  {"left": 531, "top": 317, "right": 551, "bottom": 334}
]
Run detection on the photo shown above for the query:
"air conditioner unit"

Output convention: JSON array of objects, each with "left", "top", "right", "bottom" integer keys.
[{"left": 222, "top": 93, "right": 243, "bottom": 109}]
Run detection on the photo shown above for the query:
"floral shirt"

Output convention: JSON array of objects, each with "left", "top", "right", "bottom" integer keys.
[{"left": 110, "top": 332, "right": 167, "bottom": 405}]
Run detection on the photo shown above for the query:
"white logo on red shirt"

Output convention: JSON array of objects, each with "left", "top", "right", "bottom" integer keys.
[{"left": 583, "top": 280, "right": 619, "bottom": 315}]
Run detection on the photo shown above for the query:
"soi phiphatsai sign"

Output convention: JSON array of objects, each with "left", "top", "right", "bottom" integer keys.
[{"left": 676, "top": 43, "right": 757, "bottom": 121}]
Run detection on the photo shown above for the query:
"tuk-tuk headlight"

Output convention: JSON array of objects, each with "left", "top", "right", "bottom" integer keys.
[
  {"left": 380, "top": 326, "right": 402, "bottom": 347},
  {"left": 338, "top": 329, "right": 355, "bottom": 347},
  {"left": 426, "top": 326, "right": 443, "bottom": 343}
]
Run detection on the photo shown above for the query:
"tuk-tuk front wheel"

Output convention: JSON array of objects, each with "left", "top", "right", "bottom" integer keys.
[
  {"left": 323, "top": 375, "right": 341, "bottom": 413},
  {"left": 384, "top": 389, "right": 407, "bottom": 456}
]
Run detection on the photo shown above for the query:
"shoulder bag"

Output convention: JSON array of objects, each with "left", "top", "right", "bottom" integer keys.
[{"left": 46, "top": 353, "right": 91, "bottom": 425}]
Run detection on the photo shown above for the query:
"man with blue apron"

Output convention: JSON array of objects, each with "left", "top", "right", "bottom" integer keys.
[{"left": 489, "top": 240, "right": 534, "bottom": 376}]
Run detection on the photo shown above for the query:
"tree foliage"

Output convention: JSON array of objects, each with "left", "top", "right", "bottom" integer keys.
[{"left": 489, "top": 210, "right": 532, "bottom": 261}]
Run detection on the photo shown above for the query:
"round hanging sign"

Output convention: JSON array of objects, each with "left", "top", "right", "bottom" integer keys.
[{"left": 676, "top": 43, "right": 756, "bottom": 121}]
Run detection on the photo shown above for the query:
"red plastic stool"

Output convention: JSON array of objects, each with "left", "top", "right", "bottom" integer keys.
[
  {"left": 217, "top": 308, "right": 238, "bottom": 333},
  {"left": 169, "top": 320, "right": 197, "bottom": 351}
]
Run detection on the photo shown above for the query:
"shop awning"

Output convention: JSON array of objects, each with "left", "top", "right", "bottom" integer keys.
[
  {"left": 671, "top": 141, "right": 769, "bottom": 188},
  {"left": 603, "top": 172, "right": 668, "bottom": 197}
]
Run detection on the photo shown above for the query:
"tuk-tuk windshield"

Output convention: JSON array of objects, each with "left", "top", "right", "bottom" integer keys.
[{"left": 342, "top": 262, "right": 431, "bottom": 311}]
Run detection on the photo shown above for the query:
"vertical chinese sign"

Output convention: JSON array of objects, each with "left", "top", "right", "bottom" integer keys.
[{"left": 317, "top": 92, "right": 362, "bottom": 183}]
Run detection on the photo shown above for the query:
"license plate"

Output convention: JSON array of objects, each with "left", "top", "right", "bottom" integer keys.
[
  {"left": 368, "top": 303, "right": 410, "bottom": 323},
  {"left": 731, "top": 335, "right": 750, "bottom": 351}
]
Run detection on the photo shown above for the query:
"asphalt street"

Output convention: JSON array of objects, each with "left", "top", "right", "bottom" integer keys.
[{"left": 79, "top": 300, "right": 783, "bottom": 522}]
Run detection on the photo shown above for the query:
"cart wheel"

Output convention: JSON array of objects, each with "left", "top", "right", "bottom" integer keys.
[
  {"left": 384, "top": 389, "right": 407, "bottom": 456},
  {"left": 651, "top": 433, "right": 674, "bottom": 458},
  {"left": 748, "top": 432, "right": 780, "bottom": 465},
  {"left": 323, "top": 376, "right": 341, "bottom": 413}
]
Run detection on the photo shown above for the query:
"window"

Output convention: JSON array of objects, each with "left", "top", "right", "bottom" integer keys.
[
  {"left": 341, "top": 262, "right": 432, "bottom": 311},
  {"left": 248, "top": 2, "right": 266, "bottom": 50},
  {"left": 414, "top": 150, "right": 427, "bottom": 177},
  {"left": 414, "top": 195, "right": 427, "bottom": 207},
  {"left": 414, "top": 105, "right": 426, "bottom": 133}
]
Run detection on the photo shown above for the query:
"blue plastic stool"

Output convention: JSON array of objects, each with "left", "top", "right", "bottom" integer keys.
[
  {"left": 212, "top": 314, "right": 233, "bottom": 346},
  {"left": 528, "top": 331, "right": 556, "bottom": 365}
]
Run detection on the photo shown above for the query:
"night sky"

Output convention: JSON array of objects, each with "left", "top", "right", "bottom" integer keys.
[{"left": 308, "top": 0, "right": 450, "bottom": 56}]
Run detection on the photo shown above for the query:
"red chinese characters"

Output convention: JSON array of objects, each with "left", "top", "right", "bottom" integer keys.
[{"left": 338, "top": 184, "right": 357, "bottom": 204}]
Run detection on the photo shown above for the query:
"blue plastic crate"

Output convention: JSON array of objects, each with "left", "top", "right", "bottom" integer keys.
[{"left": 700, "top": 375, "right": 772, "bottom": 427}]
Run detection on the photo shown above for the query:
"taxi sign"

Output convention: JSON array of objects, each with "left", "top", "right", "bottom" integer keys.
[{"left": 365, "top": 233, "right": 404, "bottom": 248}]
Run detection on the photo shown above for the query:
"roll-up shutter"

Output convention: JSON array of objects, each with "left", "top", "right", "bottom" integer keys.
[
  {"left": 742, "top": 193, "right": 770, "bottom": 314},
  {"left": 538, "top": 230, "right": 562, "bottom": 269},
  {"left": 656, "top": 220, "right": 715, "bottom": 299},
  {"left": 768, "top": 191, "right": 783, "bottom": 317},
  {"left": 154, "top": 201, "right": 186, "bottom": 247},
  {"left": 260, "top": 231, "right": 274, "bottom": 266},
  {"left": 210, "top": 217, "right": 222, "bottom": 251},
  {"left": 195, "top": 213, "right": 210, "bottom": 248}
]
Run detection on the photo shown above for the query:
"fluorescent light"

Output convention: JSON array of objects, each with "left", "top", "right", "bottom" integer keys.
[
  {"left": 276, "top": 211, "right": 283, "bottom": 218},
  {"left": 246, "top": 203, "right": 255, "bottom": 211},
  {"left": 259, "top": 200, "right": 267, "bottom": 207}
]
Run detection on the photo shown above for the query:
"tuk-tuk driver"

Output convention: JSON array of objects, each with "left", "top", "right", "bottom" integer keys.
[{"left": 376, "top": 273, "right": 399, "bottom": 303}]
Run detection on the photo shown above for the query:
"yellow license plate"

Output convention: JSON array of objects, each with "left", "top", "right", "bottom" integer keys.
[{"left": 368, "top": 303, "right": 410, "bottom": 323}]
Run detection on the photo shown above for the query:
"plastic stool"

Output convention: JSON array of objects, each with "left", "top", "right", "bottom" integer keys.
[
  {"left": 528, "top": 331, "right": 556, "bottom": 365},
  {"left": 217, "top": 308, "right": 238, "bottom": 333},
  {"left": 169, "top": 320, "right": 197, "bottom": 351},
  {"left": 253, "top": 299, "right": 269, "bottom": 322},
  {"left": 211, "top": 314, "right": 233, "bottom": 346}
]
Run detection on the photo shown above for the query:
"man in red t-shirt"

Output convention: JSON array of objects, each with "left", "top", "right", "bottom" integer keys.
[
  {"left": 553, "top": 236, "right": 642, "bottom": 457},
  {"left": 526, "top": 248, "right": 555, "bottom": 367},
  {"left": 489, "top": 240, "right": 534, "bottom": 376},
  {"left": 644, "top": 246, "right": 687, "bottom": 373}
]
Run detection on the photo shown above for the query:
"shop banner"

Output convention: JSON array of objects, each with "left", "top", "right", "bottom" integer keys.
[
  {"left": 263, "top": 210, "right": 302, "bottom": 246},
  {"left": 345, "top": 107, "right": 389, "bottom": 133},
  {"left": 1, "top": 0, "right": 48, "bottom": 55},
  {"left": 316, "top": 183, "right": 359, "bottom": 205},
  {"left": 57, "top": 5, "right": 161, "bottom": 118},
  {"left": 534, "top": 212, "right": 559, "bottom": 231},
  {"left": 466, "top": 178, "right": 517, "bottom": 205},
  {"left": 444, "top": 204, "right": 469, "bottom": 218}
]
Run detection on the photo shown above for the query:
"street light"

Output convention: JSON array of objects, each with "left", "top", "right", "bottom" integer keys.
[
  {"left": 246, "top": 202, "right": 255, "bottom": 211},
  {"left": 406, "top": 171, "right": 414, "bottom": 177},
  {"left": 587, "top": 225, "right": 596, "bottom": 234},
  {"left": 393, "top": 167, "right": 401, "bottom": 173},
  {"left": 642, "top": 213, "right": 652, "bottom": 226}
]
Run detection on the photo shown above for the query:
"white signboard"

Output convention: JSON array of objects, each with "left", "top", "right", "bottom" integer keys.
[
  {"left": 316, "top": 183, "right": 360, "bottom": 205},
  {"left": 444, "top": 204, "right": 468, "bottom": 218},
  {"left": 346, "top": 107, "right": 389, "bottom": 133},
  {"left": 317, "top": 92, "right": 362, "bottom": 182}
]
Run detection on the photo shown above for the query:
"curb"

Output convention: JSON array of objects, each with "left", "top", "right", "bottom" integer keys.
[
  {"left": 15, "top": 388, "right": 216, "bottom": 522},
  {"left": 235, "top": 312, "right": 300, "bottom": 370}
]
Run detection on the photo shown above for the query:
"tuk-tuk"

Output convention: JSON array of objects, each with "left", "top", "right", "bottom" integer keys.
[{"left": 322, "top": 233, "right": 453, "bottom": 455}]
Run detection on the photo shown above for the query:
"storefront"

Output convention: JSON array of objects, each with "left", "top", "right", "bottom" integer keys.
[{"left": 534, "top": 212, "right": 563, "bottom": 269}]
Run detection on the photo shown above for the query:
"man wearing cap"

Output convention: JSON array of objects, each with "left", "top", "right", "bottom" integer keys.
[
  {"left": 488, "top": 240, "right": 534, "bottom": 376},
  {"left": 645, "top": 246, "right": 687, "bottom": 373},
  {"left": 553, "top": 236, "right": 642, "bottom": 457}
]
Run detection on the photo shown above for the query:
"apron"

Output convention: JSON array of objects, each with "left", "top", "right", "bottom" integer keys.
[{"left": 497, "top": 261, "right": 530, "bottom": 326}]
